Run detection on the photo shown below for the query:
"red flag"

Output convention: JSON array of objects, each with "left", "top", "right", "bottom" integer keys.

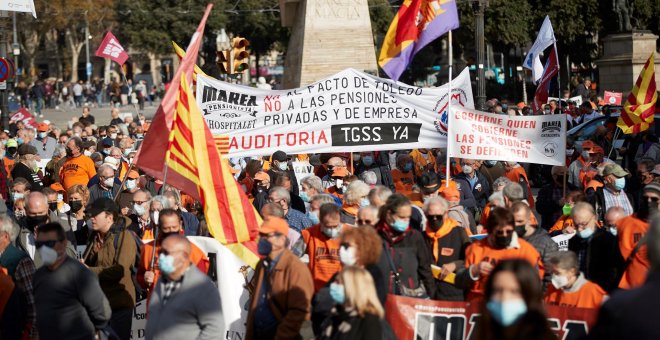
[
  {"left": 95, "top": 32, "right": 129, "bottom": 65},
  {"left": 532, "top": 47, "right": 559, "bottom": 112}
]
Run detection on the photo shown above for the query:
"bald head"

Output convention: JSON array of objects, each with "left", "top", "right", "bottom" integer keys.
[
  {"left": 162, "top": 234, "right": 191, "bottom": 258},
  {"left": 327, "top": 157, "right": 344, "bottom": 167},
  {"left": 605, "top": 206, "right": 625, "bottom": 227},
  {"left": 26, "top": 192, "right": 49, "bottom": 216}
]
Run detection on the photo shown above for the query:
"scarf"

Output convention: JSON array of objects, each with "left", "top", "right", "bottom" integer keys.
[
  {"left": 424, "top": 218, "right": 459, "bottom": 262},
  {"left": 341, "top": 203, "right": 359, "bottom": 218}
]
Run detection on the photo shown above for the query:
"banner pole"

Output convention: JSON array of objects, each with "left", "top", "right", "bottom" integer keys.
[
  {"left": 607, "top": 128, "right": 621, "bottom": 160},
  {"left": 350, "top": 152, "right": 354, "bottom": 174},
  {"left": 445, "top": 31, "right": 453, "bottom": 187},
  {"left": 554, "top": 41, "right": 561, "bottom": 111}
]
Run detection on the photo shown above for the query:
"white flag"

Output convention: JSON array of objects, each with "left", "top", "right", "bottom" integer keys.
[
  {"left": 0, "top": 0, "right": 37, "bottom": 18},
  {"left": 523, "top": 16, "right": 555, "bottom": 83}
]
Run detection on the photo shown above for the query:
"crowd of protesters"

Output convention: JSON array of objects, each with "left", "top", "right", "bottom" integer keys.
[{"left": 0, "top": 89, "right": 659, "bottom": 340}]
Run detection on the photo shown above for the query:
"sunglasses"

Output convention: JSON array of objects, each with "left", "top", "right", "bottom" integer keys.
[
  {"left": 35, "top": 240, "right": 58, "bottom": 249},
  {"left": 643, "top": 196, "right": 660, "bottom": 203},
  {"left": 357, "top": 219, "right": 374, "bottom": 225}
]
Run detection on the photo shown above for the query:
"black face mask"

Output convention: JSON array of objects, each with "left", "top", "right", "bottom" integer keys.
[
  {"left": 48, "top": 202, "right": 58, "bottom": 212},
  {"left": 638, "top": 200, "right": 659, "bottom": 220},
  {"left": 7, "top": 147, "right": 16, "bottom": 155},
  {"left": 514, "top": 225, "right": 526, "bottom": 238},
  {"left": 494, "top": 234, "right": 513, "bottom": 249},
  {"left": 25, "top": 214, "right": 49, "bottom": 232},
  {"left": 427, "top": 217, "right": 444, "bottom": 231},
  {"left": 160, "top": 231, "right": 180, "bottom": 240},
  {"left": 69, "top": 200, "right": 83, "bottom": 213}
]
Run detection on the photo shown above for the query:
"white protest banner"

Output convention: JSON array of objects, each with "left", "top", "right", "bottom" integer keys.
[
  {"left": 131, "top": 299, "right": 147, "bottom": 339},
  {"left": 196, "top": 68, "right": 474, "bottom": 157},
  {"left": 188, "top": 236, "right": 252, "bottom": 340},
  {"left": 448, "top": 107, "right": 566, "bottom": 166},
  {"left": 0, "top": 0, "right": 37, "bottom": 18},
  {"left": 569, "top": 95, "right": 583, "bottom": 106},
  {"left": 292, "top": 161, "right": 313, "bottom": 189},
  {"left": 552, "top": 233, "right": 575, "bottom": 252}
]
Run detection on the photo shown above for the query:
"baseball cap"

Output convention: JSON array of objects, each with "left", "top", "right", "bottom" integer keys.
[
  {"left": 271, "top": 150, "right": 287, "bottom": 162},
  {"left": 602, "top": 164, "right": 629, "bottom": 178},
  {"left": 50, "top": 183, "right": 65, "bottom": 192},
  {"left": 6, "top": 139, "right": 17, "bottom": 148},
  {"left": 37, "top": 123, "right": 49, "bottom": 132},
  {"left": 331, "top": 166, "right": 348, "bottom": 178},
  {"left": 17, "top": 144, "right": 38, "bottom": 156},
  {"left": 439, "top": 186, "right": 460, "bottom": 201},
  {"left": 102, "top": 137, "right": 114, "bottom": 147},
  {"left": 260, "top": 217, "right": 289, "bottom": 235},
  {"left": 86, "top": 197, "right": 118, "bottom": 217},
  {"left": 103, "top": 156, "right": 119, "bottom": 170},
  {"left": 127, "top": 170, "right": 140, "bottom": 179},
  {"left": 254, "top": 172, "right": 270, "bottom": 182},
  {"left": 420, "top": 172, "right": 440, "bottom": 194}
]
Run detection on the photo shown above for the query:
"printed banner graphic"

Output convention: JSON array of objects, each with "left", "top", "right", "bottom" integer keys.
[
  {"left": 386, "top": 295, "right": 597, "bottom": 340},
  {"left": 196, "top": 68, "right": 474, "bottom": 157},
  {"left": 10, "top": 108, "right": 37, "bottom": 129},
  {"left": 448, "top": 107, "right": 566, "bottom": 166}
]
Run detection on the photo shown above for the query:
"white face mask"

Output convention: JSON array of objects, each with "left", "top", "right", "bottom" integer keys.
[
  {"left": 83, "top": 150, "right": 92, "bottom": 157},
  {"left": 134, "top": 203, "right": 146, "bottom": 216},
  {"left": 152, "top": 210, "right": 160, "bottom": 225},
  {"left": 125, "top": 180, "right": 137, "bottom": 190},
  {"left": 39, "top": 246, "right": 59, "bottom": 266},
  {"left": 551, "top": 274, "right": 570, "bottom": 289},
  {"left": 103, "top": 177, "right": 115, "bottom": 188},
  {"left": 339, "top": 245, "right": 357, "bottom": 266},
  {"left": 110, "top": 133, "right": 118, "bottom": 139},
  {"left": 335, "top": 179, "right": 343, "bottom": 189}
]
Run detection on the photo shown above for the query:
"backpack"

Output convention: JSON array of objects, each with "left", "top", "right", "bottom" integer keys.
[{"left": 113, "top": 224, "right": 145, "bottom": 300}]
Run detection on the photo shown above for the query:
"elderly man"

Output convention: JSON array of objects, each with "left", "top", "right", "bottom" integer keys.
[
  {"left": 591, "top": 164, "right": 634, "bottom": 222},
  {"left": 354, "top": 151, "right": 395, "bottom": 190},
  {"left": 512, "top": 202, "right": 559, "bottom": 288},
  {"left": 117, "top": 170, "right": 140, "bottom": 216},
  {"left": 29, "top": 123, "right": 57, "bottom": 160},
  {"left": 604, "top": 206, "right": 625, "bottom": 236},
  {"left": 268, "top": 186, "right": 312, "bottom": 233},
  {"left": 145, "top": 234, "right": 222, "bottom": 339},
  {"left": 12, "top": 144, "right": 43, "bottom": 191},
  {"left": 589, "top": 214, "right": 660, "bottom": 340},
  {"left": 321, "top": 156, "right": 346, "bottom": 189},
  {"left": 422, "top": 196, "right": 470, "bottom": 301},
  {"left": 137, "top": 209, "right": 209, "bottom": 300},
  {"left": 33, "top": 223, "right": 111, "bottom": 340},
  {"left": 246, "top": 217, "right": 314, "bottom": 339},
  {"left": 129, "top": 189, "right": 154, "bottom": 240},
  {"left": 88, "top": 164, "right": 121, "bottom": 203},
  {"left": 17, "top": 192, "right": 76, "bottom": 267},
  {"left": 568, "top": 202, "right": 624, "bottom": 292},
  {"left": 357, "top": 205, "right": 378, "bottom": 227},
  {"left": 163, "top": 190, "right": 199, "bottom": 236}
]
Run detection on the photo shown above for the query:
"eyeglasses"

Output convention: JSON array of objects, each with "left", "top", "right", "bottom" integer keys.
[
  {"left": 357, "top": 219, "right": 374, "bottom": 225},
  {"left": 642, "top": 196, "right": 660, "bottom": 203},
  {"left": 35, "top": 240, "right": 58, "bottom": 249}
]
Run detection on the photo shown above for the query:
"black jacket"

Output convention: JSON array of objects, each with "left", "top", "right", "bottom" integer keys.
[
  {"left": 568, "top": 228, "right": 624, "bottom": 292},
  {"left": 267, "top": 168, "right": 300, "bottom": 196},
  {"left": 422, "top": 224, "right": 471, "bottom": 301},
  {"left": 535, "top": 183, "right": 564, "bottom": 230},
  {"left": 11, "top": 162, "right": 43, "bottom": 191},
  {"left": 588, "top": 187, "right": 635, "bottom": 223},
  {"left": 588, "top": 270, "right": 660, "bottom": 340},
  {"left": 376, "top": 223, "right": 437, "bottom": 299},
  {"left": 319, "top": 307, "right": 382, "bottom": 340}
]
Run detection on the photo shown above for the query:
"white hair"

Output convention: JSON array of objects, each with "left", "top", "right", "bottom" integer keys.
[
  {"left": 423, "top": 196, "right": 449, "bottom": 213},
  {"left": 360, "top": 171, "right": 378, "bottom": 185},
  {"left": 0, "top": 214, "right": 19, "bottom": 242},
  {"left": 344, "top": 180, "right": 371, "bottom": 205},
  {"left": 151, "top": 195, "right": 172, "bottom": 209}
]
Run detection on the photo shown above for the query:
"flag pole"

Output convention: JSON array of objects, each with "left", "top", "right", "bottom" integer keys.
[
  {"left": 554, "top": 41, "right": 561, "bottom": 111},
  {"left": 118, "top": 64, "right": 142, "bottom": 121},
  {"left": 445, "top": 31, "right": 453, "bottom": 187}
]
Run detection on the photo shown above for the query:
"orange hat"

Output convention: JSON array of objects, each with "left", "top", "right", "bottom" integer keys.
[
  {"left": 581, "top": 140, "right": 595, "bottom": 150},
  {"left": 439, "top": 186, "right": 460, "bottom": 201},
  {"left": 127, "top": 170, "right": 140, "bottom": 179},
  {"left": 254, "top": 172, "right": 270, "bottom": 182},
  {"left": 516, "top": 102, "right": 525, "bottom": 109},
  {"left": 50, "top": 183, "right": 65, "bottom": 192},
  {"left": 331, "top": 166, "right": 349, "bottom": 178},
  {"left": 588, "top": 145, "right": 604, "bottom": 155},
  {"left": 37, "top": 123, "right": 49, "bottom": 132},
  {"left": 260, "top": 217, "right": 289, "bottom": 235}
]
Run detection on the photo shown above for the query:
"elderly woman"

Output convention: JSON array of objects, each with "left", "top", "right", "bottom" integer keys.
[
  {"left": 340, "top": 180, "right": 371, "bottom": 225},
  {"left": 67, "top": 184, "right": 91, "bottom": 245},
  {"left": 480, "top": 177, "right": 513, "bottom": 227},
  {"left": 301, "top": 175, "right": 324, "bottom": 203}
]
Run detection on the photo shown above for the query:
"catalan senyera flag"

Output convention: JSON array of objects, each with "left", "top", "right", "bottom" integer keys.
[
  {"left": 378, "top": 0, "right": 459, "bottom": 81},
  {"left": 135, "top": 4, "right": 260, "bottom": 267},
  {"left": 172, "top": 41, "right": 207, "bottom": 85},
  {"left": 617, "top": 52, "right": 657, "bottom": 134}
]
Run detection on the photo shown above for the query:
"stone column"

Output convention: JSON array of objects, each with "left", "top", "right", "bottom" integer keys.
[
  {"left": 597, "top": 31, "right": 659, "bottom": 94},
  {"left": 279, "top": 0, "right": 377, "bottom": 89}
]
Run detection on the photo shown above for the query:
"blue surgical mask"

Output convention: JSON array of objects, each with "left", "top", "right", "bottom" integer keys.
[
  {"left": 257, "top": 237, "right": 273, "bottom": 256},
  {"left": 613, "top": 177, "right": 625, "bottom": 191},
  {"left": 158, "top": 254, "right": 176, "bottom": 275},
  {"left": 391, "top": 219, "right": 409, "bottom": 233},
  {"left": 362, "top": 156, "right": 374, "bottom": 167},
  {"left": 359, "top": 197, "right": 370, "bottom": 208},
  {"left": 579, "top": 226, "right": 595, "bottom": 239},
  {"left": 11, "top": 192, "right": 24, "bottom": 201},
  {"left": 125, "top": 180, "right": 137, "bottom": 190},
  {"left": 609, "top": 226, "right": 618, "bottom": 236},
  {"left": 403, "top": 162, "right": 413, "bottom": 172},
  {"left": 307, "top": 211, "right": 320, "bottom": 225},
  {"left": 16, "top": 138, "right": 23, "bottom": 145},
  {"left": 300, "top": 191, "right": 310, "bottom": 203},
  {"left": 38, "top": 132, "right": 47, "bottom": 139},
  {"left": 486, "top": 299, "right": 527, "bottom": 327},
  {"left": 136, "top": 134, "right": 144, "bottom": 139},
  {"left": 329, "top": 282, "right": 345, "bottom": 305}
]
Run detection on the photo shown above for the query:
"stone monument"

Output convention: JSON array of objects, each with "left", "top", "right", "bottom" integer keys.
[
  {"left": 597, "top": 1, "right": 659, "bottom": 95},
  {"left": 279, "top": 0, "right": 378, "bottom": 89}
]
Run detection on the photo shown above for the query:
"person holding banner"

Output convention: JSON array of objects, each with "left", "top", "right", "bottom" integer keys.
[
  {"left": 460, "top": 208, "right": 543, "bottom": 301},
  {"left": 475, "top": 259, "right": 555, "bottom": 340},
  {"left": 375, "top": 194, "right": 436, "bottom": 299},
  {"left": 268, "top": 150, "right": 300, "bottom": 196}
]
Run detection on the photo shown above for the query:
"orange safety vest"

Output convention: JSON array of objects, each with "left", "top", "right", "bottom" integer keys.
[
  {"left": 544, "top": 279, "right": 607, "bottom": 309},
  {"left": 617, "top": 215, "right": 650, "bottom": 289},
  {"left": 391, "top": 169, "right": 414, "bottom": 195}
]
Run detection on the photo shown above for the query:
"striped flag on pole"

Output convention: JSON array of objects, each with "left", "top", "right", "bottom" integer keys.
[{"left": 617, "top": 52, "right": 657, "bottom": 134}]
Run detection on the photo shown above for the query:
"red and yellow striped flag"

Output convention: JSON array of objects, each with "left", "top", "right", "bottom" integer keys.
[
  {"left": 617, "top": 52, "right": 657, "bottom": 134},
  {"left": 172, "top": 41, "right": 207, "bottom": 85},
  {"left": 135, "top": 4, "right": 260, "bottom": 267}
]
